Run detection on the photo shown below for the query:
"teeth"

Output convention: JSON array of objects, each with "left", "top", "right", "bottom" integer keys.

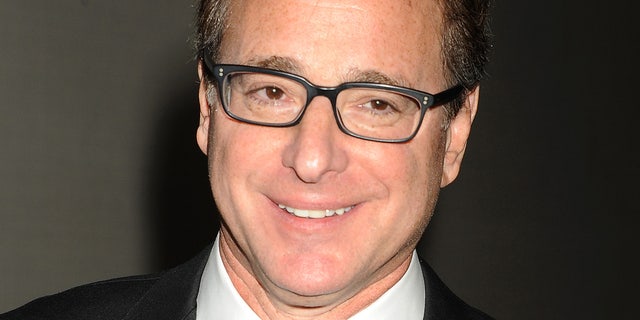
[{"left": 278, "top": 204, "right": 353, "bottom": 219}]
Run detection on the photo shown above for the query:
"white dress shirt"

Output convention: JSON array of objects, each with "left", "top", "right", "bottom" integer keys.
[{"left": 196, "top": 234, "right": 425, "bottom": 319}]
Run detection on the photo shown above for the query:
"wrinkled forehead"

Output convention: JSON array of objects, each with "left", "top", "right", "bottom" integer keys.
[{"left": 218, "top": 0, "right": 446, "bottom": 87}]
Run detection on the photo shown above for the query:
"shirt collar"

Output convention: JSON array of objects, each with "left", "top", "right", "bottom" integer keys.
[
  {"left": 196, "top": 234, "right": 260, "bottom": 320},
  {"left": 349, "top": 250, "right": 425, "bottom": 320},
  {"left": 196, "top": 233, "right": 425, "bottom": 320}
]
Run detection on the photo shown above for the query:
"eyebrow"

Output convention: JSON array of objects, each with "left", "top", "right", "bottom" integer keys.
[
  {"left": 246, "top": 56, "right": 303, "bottom": 75},
  {"left": 345, "top": 69, "right": 407, "bottom": 87},
  {"left": 245, "top": 56, "right": 409, "bottom": 88}
]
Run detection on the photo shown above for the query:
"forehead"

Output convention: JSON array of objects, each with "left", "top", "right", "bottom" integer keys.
[{"left": 220, "top": 0, "right": 445, "bottom": 88}]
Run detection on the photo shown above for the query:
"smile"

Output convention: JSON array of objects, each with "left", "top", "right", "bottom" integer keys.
[{"left": 278, "top": 204, "right": 354, "bottom": 219}]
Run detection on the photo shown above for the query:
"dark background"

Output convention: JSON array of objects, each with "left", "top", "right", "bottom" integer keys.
[{"left": 1, "top": 1, "right": 637, "bottom": 318}]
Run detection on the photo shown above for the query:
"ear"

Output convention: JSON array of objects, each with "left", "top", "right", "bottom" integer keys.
[
  {"left": 196, "top": 62, "right": 211, "bottom": 155},
  {"left": 441, "top": 86, "right": 479, "bottom": 187}
]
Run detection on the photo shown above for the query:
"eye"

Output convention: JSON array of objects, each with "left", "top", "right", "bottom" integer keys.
[
  {"left": 260, "top": 86, "right": 286, "bottom": 101},
  {"left": 361, "top": 99, "right": 398, "bottom": 115},
  {"left": 252, "top": 86, "right": 287, "bottom": 102},
  {"left": 368, "top": 99, "right": 393, "bottom": 111},
  {"left": 247, "top": 84, "right": 296, "bottom": 107}
]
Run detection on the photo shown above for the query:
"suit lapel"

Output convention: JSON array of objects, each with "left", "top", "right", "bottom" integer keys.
[
  {"left": 123, "top": 245, "right": 212, "bottom": 320},
  {"left": 420, "top": 260, "right": 492, "bottom": 320}
]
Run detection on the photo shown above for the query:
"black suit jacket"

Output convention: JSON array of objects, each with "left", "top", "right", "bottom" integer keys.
[{"left": 1, "top": 245, "right": 492, "bottom": 319}]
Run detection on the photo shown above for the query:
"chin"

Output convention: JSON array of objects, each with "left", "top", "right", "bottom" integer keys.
[{"left": 265, "top": 253, "right": 361, "bottom": 299}]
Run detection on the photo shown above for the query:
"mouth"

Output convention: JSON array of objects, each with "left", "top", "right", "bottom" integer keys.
[{"left": 278, "top": 204, "right": 354, "bottom": 219}]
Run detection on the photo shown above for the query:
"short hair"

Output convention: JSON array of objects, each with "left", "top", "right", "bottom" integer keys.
[{"left": 195, "top": 0, "right": 491, "bottom": 118}]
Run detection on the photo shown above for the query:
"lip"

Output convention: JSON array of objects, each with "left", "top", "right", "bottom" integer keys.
[
  {"left": 263, "top": 197, "right": 364, "bottom": 237},
  {"left": 278, "top": 204, "right": 355, "bottom": 219},
  {"left": 268, "top": 195, "right": 359, "bottom": 220}
]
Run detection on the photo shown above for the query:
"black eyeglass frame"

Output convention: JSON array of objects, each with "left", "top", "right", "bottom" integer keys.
[{"left": 201, "top": 49, "right": 463, "bottom": 143}]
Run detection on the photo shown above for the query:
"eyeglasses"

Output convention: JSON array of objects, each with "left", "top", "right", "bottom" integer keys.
[{"left": 201, "top": 50, "right": 463, "bottom": 143}]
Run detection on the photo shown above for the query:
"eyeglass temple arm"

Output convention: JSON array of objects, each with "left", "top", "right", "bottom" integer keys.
[
  {"left": 431, "top": 85, "right": 465, "bottom": 107},
  {"left": 200, "top": 49, "right": 217, "bottom": 76}
]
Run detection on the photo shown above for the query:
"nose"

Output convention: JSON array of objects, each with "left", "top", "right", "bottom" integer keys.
[{"left": 282, "top": 97, "right": 348, "bottom": 183}]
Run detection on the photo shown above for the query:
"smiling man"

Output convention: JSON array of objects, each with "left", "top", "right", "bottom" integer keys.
[
  {"left": 193, "top": 0, "right": 491, "bottom": 318},
  {"left": 1, "top": 0, "right": 491, "bottom": 319}
]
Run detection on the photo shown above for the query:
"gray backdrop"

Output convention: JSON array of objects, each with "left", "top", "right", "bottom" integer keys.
[{"left": 1, "top": 1, "right": 637, "bottom": 319}]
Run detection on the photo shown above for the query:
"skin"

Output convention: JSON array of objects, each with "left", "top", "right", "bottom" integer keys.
[{"left": 196, "top": 0, "right": 479, "bottom": 318}]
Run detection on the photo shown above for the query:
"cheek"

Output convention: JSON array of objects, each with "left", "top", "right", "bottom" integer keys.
[
  {"left": 208, "top": 115, "right": 280, "bottom": 202},
  {"left": 209, "top": 112, "right": 259, "bottom": 169},
  {"left": 208, "top": 115, "right": 250, "bottom": 207},
  {"left": 379, "top": 135, "right": 445, "bottom": 193},
  {"left": 406, "top": 137, "right": 447, "bottom": 241},
  {"left": 392, "top": 128, "right": 446, "bottom": 221}
]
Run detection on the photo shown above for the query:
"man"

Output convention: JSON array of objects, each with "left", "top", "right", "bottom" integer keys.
[{"left": 1, "top": 0, "right": 491, "bottom": 319}]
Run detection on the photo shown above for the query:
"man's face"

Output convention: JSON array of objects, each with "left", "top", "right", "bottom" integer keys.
[{"left": 197, "top": 0, "right": 476, "bottom": 311}]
